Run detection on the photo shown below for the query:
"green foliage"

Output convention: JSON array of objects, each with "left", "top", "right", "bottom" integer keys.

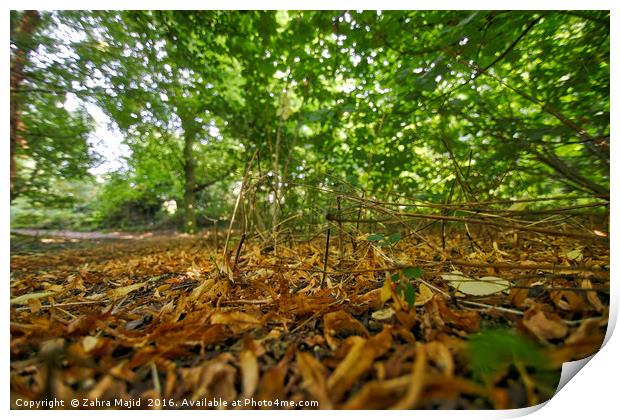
[
  {"left": 10, "top": 11, "right": 99, "bottom": 203},
  {"left": 467, "top": 329, "right": 549, "bottom": 383},
  {"left": 403, "top": 267, "right": 424, "bottom": 279},
  {"left": 367, "top": 232, "right": 401, "bottom": 246},
  {"left": 10, "top": 10, "right": 610, "bottom": 230},
  {"left": 392, "top": 266, "right": 424, "bottom": 310},
  {"left": 11, "top": 180, "right": 101, "bottom": 230}
]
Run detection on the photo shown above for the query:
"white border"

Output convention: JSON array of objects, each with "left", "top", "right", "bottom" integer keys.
[{"left": 3, "top": 2, "right": 616, "bottom": 419}]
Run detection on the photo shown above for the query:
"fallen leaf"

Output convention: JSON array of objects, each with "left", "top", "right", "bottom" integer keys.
[
  {"left": 371, "top": 307, "right": 396, "bottom": 321},
  {"left": 380, "top": 279, "right": 392, "bottom": 303},
  {"left": 327, "top": 326, "right": 392, "bottom": 402},
  {"left": 323, "top": 310, "right": 368, "bottom": 349},
  {"left": 11, "top": 291, "right": 56, "bottom": 305},
  {"left": 442, "top": 272, "right": 510, "bottom": 296},
  {"left": 391, "top": 345, "right": 427, "bottom": 409},
  {"left": 565, "top": 318, "right": 604, "bottom": 347},
  {"left": 240, "top": 339, "right": 259, "bottom": 399},
  {"left": 415, "top": 283, "right": 434, "bottom": 306},
  {"left": 82, "top": 336, "right": 99, "bottom": 353},
  {"left": 564, "top": 248, "right": 584, "bottom": 261},
  {"left": 108, "top": 282, "right": 146, "bottom": 299},
  {"left": 296, "top": 351, "right": 333, "bottom": 409},
  {"left": 582, "top": 279, "right": 605, "bottom": 312},
  {"left": 522, "top": 309, "right": 568, "bottom": 341}
]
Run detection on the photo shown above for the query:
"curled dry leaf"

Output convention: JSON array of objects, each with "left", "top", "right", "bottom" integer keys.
[
  {"left": 565, "top": 318, "right": 605, "bottom": 347},
  {"left": 327, "top": 326, "right": 392, "bottom": 402},
  {"left": 415, "top": 283, "right": 434, "bottom": 306},
  {"left": 391, "top": 345, "right": 427, "bottom": 409},
  {"left": 323, "top": 310, "right": 368, "bottom": 350},
  {"left": 240, "top": 339, "right": 259, "bottom": 399},
  {"left": 522, "top": 309, "right": 568, "bottom": 341},
  {"left": 296, "top": 351, "right": 333, "bottom": 409},
  {"left": 425, "top": 341, "right": 454, "bottom": 376},
  {"left": 582, "top": 279, "right": 605, "bottom": 312},
  {"left": 371, "top": 307, "right": 396, "bottom": 321},
  {"left": 434, "top": 296, "right": 480, "bottom": 333}
]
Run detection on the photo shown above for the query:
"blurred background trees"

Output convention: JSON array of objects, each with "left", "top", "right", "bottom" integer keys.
[{"left": 9, "top": 10, "right": 610, "bottom": 232}]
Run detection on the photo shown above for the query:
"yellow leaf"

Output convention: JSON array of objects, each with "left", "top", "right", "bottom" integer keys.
[
  {"left": 107, "top": 282, "right": 146, "bottom": 299},
  {"left": 565, "top": 248, "right": 583, "bottom": 261},
  {"left": 11, "top": 291, "right": 56, "bottom": 305},
  {"left": 240, "top": 344, "right": 259, "bottom": 399},
  {"left": 371, "top": 307, "right": 395, "bottom": 321},
  {"left": 414, "top": 283, "right": 434, "bottom": 306},
  {"left": 380, "top": 278, "right": 392, "bottom": 304},
  {"left": 82, "top": 336, "right": 99, "bottom": 353}
]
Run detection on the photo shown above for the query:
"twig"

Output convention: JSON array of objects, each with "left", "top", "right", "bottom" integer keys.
[
  {"left": 320, "top": 228, "right": 331, "bottom": 289},
  {"left": 222, "top": 150, "right": 258, "bottom": 263},
  {"left": 234, "top": 233, "right": 246, "bottom": 267}
]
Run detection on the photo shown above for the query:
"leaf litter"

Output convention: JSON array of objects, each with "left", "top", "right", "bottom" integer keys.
[{"left": 10, "top": 226, "right": 609, "bottom": 409}]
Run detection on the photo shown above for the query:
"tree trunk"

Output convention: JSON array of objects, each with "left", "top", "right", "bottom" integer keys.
[
  {"left": 183, "top": 129, "right": 197, "bottom": 233},
  {"left": 10, "top": 10, "right": 40, "bottom": 198}
]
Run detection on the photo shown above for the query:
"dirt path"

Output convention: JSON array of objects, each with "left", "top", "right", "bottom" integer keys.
[{"left": 11, "top": 228, "right": 156, "bottom": 240}]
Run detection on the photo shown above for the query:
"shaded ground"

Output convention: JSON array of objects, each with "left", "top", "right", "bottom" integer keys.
[{"left": 10, "top": 227, "right": 609, "bottom": 409}]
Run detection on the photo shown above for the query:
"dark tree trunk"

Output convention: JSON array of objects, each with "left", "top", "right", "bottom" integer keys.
[{"left": 10, "top": 10, "right": 40, "bottom": 199}]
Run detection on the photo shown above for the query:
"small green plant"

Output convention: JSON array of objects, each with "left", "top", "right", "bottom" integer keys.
[
  {"left": 392, "top": 266, "right": 424, "bottom": 309},
  {"left": 467, "top": 329, "right": 549, "bottom": 382},
  {"left": 367, "top": 232, "right": 402, "bottom": 247}
]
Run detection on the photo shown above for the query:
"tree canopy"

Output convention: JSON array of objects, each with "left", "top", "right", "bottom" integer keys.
[{"left": 10, "top": 10, "right": 609, "bottom": 230}]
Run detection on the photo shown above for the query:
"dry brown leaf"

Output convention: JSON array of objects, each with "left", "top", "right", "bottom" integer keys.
[
  {"left": 391, "top": 345, "right": 427, "bottom": 409},
  {"left": 380, "top": 279, "right": 392, "bottom": 303},
  {"left": 522, "top": 309, "right": 568, "bottom": 341},
  {"left": 565, "top": 318, "right": 605, "bottom": 347},
  {"left": 434, "top": 296, "right": 480, "bottom": 333},
  {"left": 327, "top": 326, "right": 392, "bottom": 402},
  {"left": 323, "top": 310, "right": 368, "bottom": 349},
  {"left": 107, "top": 282, "right": 147, "bottom": 299},
  {"left": 341, "top": 376, "right": 409, "bottom": 409},
  {"left": 415, "top": 283, "right": 434, "bottom": 306},
  {"left": 296, "top": 351, "right": 333, "bottom": 409},
  {"left": 240, "top": 339, "right": 259, "bottom": 399},
  {"left": 425, "top": 341, "right": 454, "bottom": 376},
  {"left": 582, "top": 279, "right": 605, "bottom": 312}
]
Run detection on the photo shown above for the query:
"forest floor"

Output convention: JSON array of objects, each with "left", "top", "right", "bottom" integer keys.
[{"left": 10, "top": 226, "right": 609, "bottom": 409}]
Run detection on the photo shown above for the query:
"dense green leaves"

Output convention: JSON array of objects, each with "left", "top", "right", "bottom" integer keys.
[{"left": 10, "top": 10, "right": 610, "bottom": 229}]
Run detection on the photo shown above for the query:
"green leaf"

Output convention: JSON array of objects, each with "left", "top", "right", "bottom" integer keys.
[
  {"left": 404, "top": 283, "right": 416, "bottom": 309},
  {"left": 403, "top": 267, "right": 424, "bottom": 279},
  {"left": 367, "top": 233, "right": 385, "bottom": 242},
  {"left": 395, "top": 283, "right": 402, "bottom": 296},
  {"left": 387, "top": 232, "right": 402, "bottom": 244},
  {"left": 467, "top": 329, "right": 549, "bottom": 382}
]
